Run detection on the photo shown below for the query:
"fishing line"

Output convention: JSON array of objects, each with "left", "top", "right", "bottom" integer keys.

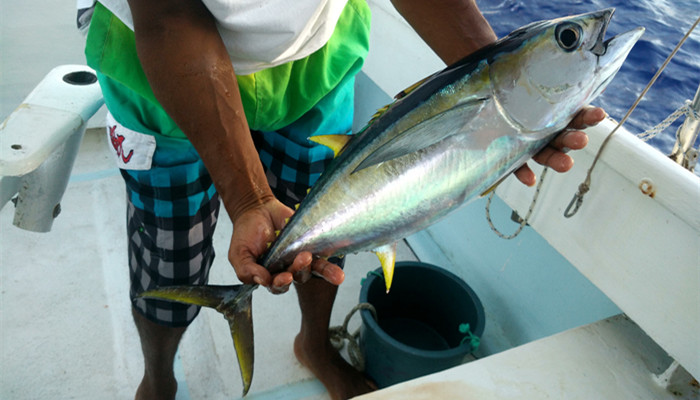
[{"left": 564, "top": 15, "right": 700, "bottom": 218}]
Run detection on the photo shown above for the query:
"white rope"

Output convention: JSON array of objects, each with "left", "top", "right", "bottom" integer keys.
[
  {"left": 636, "top": 100, "right": 699, "bottom": 142},
  {"left": 329, "top": 302, "right": 377, "bottom": 371},
  {"left": 485, "top": 167, "right": 549, "bottom": 239}
]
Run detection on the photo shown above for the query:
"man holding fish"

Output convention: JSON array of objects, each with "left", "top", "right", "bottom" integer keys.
[{"left": 81, "top": 0, "right": 608, "bottom": 398}]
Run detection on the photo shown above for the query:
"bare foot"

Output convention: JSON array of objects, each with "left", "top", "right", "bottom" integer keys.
[{"left": 294, "top": 333, "right": 376, "bottom": 400}]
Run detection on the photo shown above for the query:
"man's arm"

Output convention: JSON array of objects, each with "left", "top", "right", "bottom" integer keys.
[
  {"left": 391, "top": 0, "right": 600, "bottom": 185},
  {"left": 125, "top": 0, "right": 344, "bottom": 291},
  {"left": 391, "top": 0, "right": 497, "bottom": 64},
  {"left": 126, "top": 0, "right": 271, "bottom": 220}
]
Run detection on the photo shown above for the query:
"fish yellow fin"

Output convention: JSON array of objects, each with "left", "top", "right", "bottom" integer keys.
[
  {"left": 479, "top": 175, "right": 510, "bottom": 197},
  {"left": 395, "top": 75, "right": 432, "bottom": 99},
  {"left": 229, "top": 292, "right": 254, "bottom": 396},
  {"left": 308, "top": 135, "right": 352, "bottom": 157},
  {"left": 139, "top": 284, "right": 256, "bottom": 396},
  {"left": 373, "top": 243, "right": 397, "bottom": 293},
  {"left": 369, "top": 104, "right": 391, "bottom": 122}
]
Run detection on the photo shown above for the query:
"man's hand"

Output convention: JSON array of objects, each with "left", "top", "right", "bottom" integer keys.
[
  {"left": 228, "top": 199, "right": 345, "bottom": 294},
  {"left": 514, "top": 106, "right": 604, "bottom": 186}
]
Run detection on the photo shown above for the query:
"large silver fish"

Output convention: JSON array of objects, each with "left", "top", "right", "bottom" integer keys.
[{"left": 141, "top": 9, "right": 643, "bottom": 395}]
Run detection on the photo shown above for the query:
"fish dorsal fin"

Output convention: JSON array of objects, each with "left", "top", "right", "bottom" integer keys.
[
  {"left": 367, "top": 104, "right": 391, "bottom": 126},
  {"left": 395, "top": 74, "right": 433, "bottom": 99},
  {"left": 308, "top": 134, "right": 352, "bottom": 157},
  {"left": 364, "top": 75, "right": 435, "bottom": 128},
  {"left": 354, "top": 97, "right": 489, "bottom": 173},
  {"left": 372, "top": 242, "right": 397, "bottom": 292}
]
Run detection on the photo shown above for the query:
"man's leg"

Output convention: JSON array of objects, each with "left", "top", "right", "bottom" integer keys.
[
  {"left": 123, "top": 165, "right": 220, "bottom": 399},
  {"left": 294, "top": 278, "right": 375, "bottom": 400},
  {"left": 133, "top": 309, "right": 186, "bottom": 400}
]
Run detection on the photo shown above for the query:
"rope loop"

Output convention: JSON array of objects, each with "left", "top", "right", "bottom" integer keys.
[
  {"left": 486, "top": 167, "right": 549, "bottom": 239},
  {"left": 564, "top": 191, "right": 584, "bottom": 218},
  {"left": 329, "top": 302, "right": 377, "bottom": 371},
  {"left": 563, "top": 179, "right": 590, "bottom": 218}
]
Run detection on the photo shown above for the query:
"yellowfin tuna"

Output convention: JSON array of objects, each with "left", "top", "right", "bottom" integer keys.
[{"left": 141, "top": 9, "right": 643, "bottom": 395}]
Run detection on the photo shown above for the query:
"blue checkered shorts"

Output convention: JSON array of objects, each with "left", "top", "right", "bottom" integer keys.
[{"left": 127, "top": 76, "right": 354, "bottom": 327}]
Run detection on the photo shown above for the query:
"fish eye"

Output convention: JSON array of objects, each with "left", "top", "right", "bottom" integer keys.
[{"left": 555, "top": 22, "right": 582, "bottom": 51}]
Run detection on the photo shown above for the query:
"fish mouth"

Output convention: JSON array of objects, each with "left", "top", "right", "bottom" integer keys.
[
  {"left": 589, "top": 8, "right": 615, "bottom": 56},
  {"left": 588, "top": 8, "right": 645, "bottom": 64},
  {"left": 589, "top": 9, "right": 644, "bottom": 96},
  {"left": 597, "top": 26, "right": 645, "bottom": 65}
]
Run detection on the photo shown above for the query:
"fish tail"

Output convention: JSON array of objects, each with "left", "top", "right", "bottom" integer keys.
[{"left": 139, "top": 284, "right": 256, "bottom": 396}]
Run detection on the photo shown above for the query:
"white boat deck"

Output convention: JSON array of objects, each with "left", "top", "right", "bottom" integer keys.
[{"left": 0, "top": 125, "right": 417, "bottom": 399}]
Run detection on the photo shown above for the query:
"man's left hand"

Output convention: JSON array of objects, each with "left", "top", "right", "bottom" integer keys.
[{"left": 514, "top": 106, "right": 604, "bottom": 186}]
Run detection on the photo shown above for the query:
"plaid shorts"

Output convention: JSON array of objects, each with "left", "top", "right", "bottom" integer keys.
[
  {"left": 127, "top": 155, "right": 345, "bottom": 327},
  {"left": 89, "top": 0, "right": 367, "bottom": 327},
  {"left": 123, "top": 147, "right": 222, "bottom": 327},
  {"left": 126, "top": 77, "right": 354, "bottom": 327},
  {"left": 127, "top": 184, "right": 220, "bottom": 327}
]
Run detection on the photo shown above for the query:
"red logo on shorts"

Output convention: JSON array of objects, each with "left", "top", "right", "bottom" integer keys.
[{"left": 109, "top": 125, "right": 134, "bottom": 164}]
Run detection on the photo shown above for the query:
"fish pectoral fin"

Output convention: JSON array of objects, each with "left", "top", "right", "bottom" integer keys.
[
  {"left": 139, "top": 284, "right": 257, "bottom": 396},
  {"left": 373, "top": 243, "right": 397, "bottom": 293},
  {"left": 353, "top": 97, "right": 489, "bottom": 173},
  {"left": 308, "top": 134, "right": 352, "bottom": 157}
]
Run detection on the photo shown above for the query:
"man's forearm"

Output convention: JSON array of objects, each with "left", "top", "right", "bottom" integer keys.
[
  {"left": 391, "top": 0, "right": 497, "bottom": 64},
  {"left": 127, "top": 0, "right": 274, "bottom": 220}
]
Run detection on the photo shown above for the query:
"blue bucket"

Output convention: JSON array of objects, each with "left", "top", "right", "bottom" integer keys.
[{"left": 359, "top": 261, "right": 485, "bottom": 388}]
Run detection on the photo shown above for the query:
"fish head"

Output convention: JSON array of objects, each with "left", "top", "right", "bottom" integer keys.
[{"left": 489, "top": 8, "right": 644, "bottom": 135}]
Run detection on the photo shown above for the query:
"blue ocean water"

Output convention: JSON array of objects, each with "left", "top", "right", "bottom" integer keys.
[{"left": 480, "top": 0, "right": 700, "bottom": 155}]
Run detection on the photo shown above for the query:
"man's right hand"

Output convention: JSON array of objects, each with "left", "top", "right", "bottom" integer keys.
[{"left": 228, "top": 199, "right": 345, "bottom": 294}]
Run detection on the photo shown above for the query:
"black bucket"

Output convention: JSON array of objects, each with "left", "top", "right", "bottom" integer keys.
[{"left": 359, "top": 261, "right": 485, "bottom": 388}]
